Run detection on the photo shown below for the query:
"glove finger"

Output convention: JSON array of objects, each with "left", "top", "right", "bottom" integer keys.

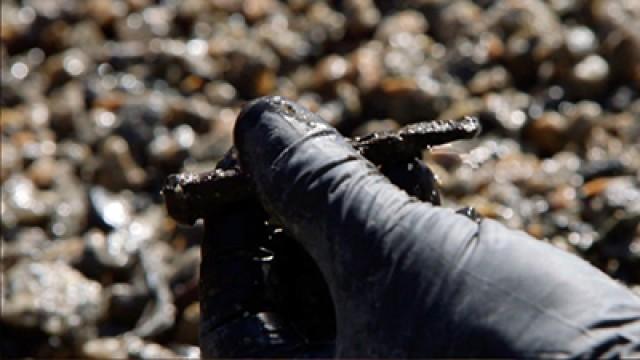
[{"left": 234, "top": 96, "right": 480, "bottom": 356}]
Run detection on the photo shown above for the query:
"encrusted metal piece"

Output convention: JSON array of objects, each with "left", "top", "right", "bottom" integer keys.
[{"left": 162, "top": 116, "right": 480, "bottom": 225}]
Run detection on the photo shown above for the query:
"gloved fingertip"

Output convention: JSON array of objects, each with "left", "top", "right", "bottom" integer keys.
[
  {"left": 233, "top": 96, "right": 273, "bottom": 151},
  {"left": 233, "top": 95, "right": 335, "bottom": 177}
]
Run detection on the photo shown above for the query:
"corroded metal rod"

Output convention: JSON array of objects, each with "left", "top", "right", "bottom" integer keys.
[{"left": 162, "top": 116, "right": 480, "bottom": 225}]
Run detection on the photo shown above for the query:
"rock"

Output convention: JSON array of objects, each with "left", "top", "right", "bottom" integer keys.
[
  {"left": 175, "top": 302, "right": 200, "bottom": 345},
  {"left": 313, "top": 54, "right": 354, "bottom": 90},
  {"left": 2, "top": 175, "right": 51, "bottom": 226},
  {"left": 82, "top": 335, "right": 178, "bottom": 359},
  {"left": 2, "top": 260, "right": 105, "bottom": 335},
  {"left": 27, "top": 157, "right": 57, "bottom": 188},
  {"left": 580, "top": 159, "right": 627, "bottom": 182},
  {"left": 565, "top": 26, "right": 597, "bottom": 59},
  {"left": 95, "top": 136, "right": 147, "bottom": 190},
  {"left": 523, "top": 111, "right": 570, "bottom": 155},
  {"left": 375, "top": 10, "right": 428, "bottom": 42},
  {"left": 1, "top": 140, "right": 22, "bottom": 182},
  {"left": 343, "top": 0, "right": 380, "bottom": 35},
  {"left": 89, "top": 187, "right": 135, "bottom": 230},
  {"left": 568, "top": 55, "right": 610, "bottom": 99}
]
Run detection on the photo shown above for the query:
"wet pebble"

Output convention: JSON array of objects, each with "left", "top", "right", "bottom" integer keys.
[
  {"left": 2, "top": 260, "right": 105, "bottom": 335},
  {"left": 82, "top": 335, "right": 178, "bottom": 359},
  {"left": 2, "top": 175, "right": 51, "bottom": 227},
  {"left": 565, "top": 26, "right": 598, "bottom": 59},
  {"left": 95, "top": 136, "right": 147, "bottom": 190},
  {"left": 569, "top": 55, "right": 610, "bottom": 98},
  {"left": 1, "top": 140, "right": 22, "bottom": 181},
  {"left": 89, "top": 187, "right": 135, "bottom": 229},
  {"left": 523, "top": 111, "right": 570, "bottom": 155}
]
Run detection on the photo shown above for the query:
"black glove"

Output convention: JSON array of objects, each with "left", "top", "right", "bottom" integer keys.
[{"left": 232, "top": 96, "right": 640, "bottom": 358}]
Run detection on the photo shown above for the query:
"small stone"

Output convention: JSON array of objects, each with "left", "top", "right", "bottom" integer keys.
[
  {"left": 343, "top": 0, "right": 380, "bottom": 35},
  {"left": 314, "top": 55, "right": 353, "bottom": 90},
  {"left": 242, "top": 0, "right": 278, "bottom": 23},
  {"left": 468, "top": 66, "right": 510, "bottom": 95},
  {"left": 375, "top": 10, "right": 428, "bottom": 42},
  {"left": 351, "top": 44, "right": 384, "bottom": 92},
  {"left": 2, "top": 175, "right": 51, "bottom": 226},
  {"left": 95, "top": 136, "right": 147, "bottom": 190},
  {"left": 175, "top": 302, "right": 200, "bottom": 345},
  {"left": 581, "top": 177, "right": 612, "bottom": 198},
  {"left": 548, "top": 185, "right": 578, "bottom": 210},
  {"left": 565, "top": 26, "right": 597, "bottom": 58},
  {"left": 569, "top": 54, "right": 609, "bottom": 98},
  {"left": 82, "top": 337, "right": 129, "bottom": 359},
  {"left": 89, "top": 187, "right": 135, "bottom": 229},
  {"left": 2, "top": 261, "right": 105, "bottom": 335},
  {"left": 27, "top": 157, "right": 57, "bottom": 188},
  {"left": 523, "top": 111, "right": 570, "bottom": 155},
  {"left": 1, "top": 140, "right": 22, "bottom": 181}
]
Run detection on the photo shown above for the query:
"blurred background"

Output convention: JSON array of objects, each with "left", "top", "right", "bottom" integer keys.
[{"left": 1, "top": 0, "right": 640, "bottom": 358}]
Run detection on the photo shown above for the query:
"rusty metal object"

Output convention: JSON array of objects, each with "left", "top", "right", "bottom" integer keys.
[{"left": 162, "top": 115, "right": 480, "bottom": 225}]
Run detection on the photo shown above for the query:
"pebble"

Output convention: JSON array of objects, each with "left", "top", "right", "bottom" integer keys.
[
  {"left": 2, "top": 260, "right": 105, "bottom": 335},
  {"left": 565, "top": 26, "right": 597, "bottom": 58},
  {"left": 96, "top": 136, "right": 147, "bottom": 190},
  {"left": 523, "top": 111, "right": 570, "bottom": 155},
  {"left": 82, "top": 335, "right": 178, "bottom": 359},
  {"left": 1, "top": 140, "right": 22, "bottom": 181},
  {"left": 570, "top": 55, "right": 610, "bottom": 98},
  {"left": 175, "top": 302, "right": 200, "bottom": 345}
]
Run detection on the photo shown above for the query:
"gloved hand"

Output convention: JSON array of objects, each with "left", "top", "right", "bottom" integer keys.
[{"left": 232, "top": 96, "right": 640, "bottom": 358}]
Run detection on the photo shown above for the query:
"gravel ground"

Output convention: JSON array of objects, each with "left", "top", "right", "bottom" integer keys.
[{"left": 1, "top": 0, "right": 640, "bottom": 358}]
